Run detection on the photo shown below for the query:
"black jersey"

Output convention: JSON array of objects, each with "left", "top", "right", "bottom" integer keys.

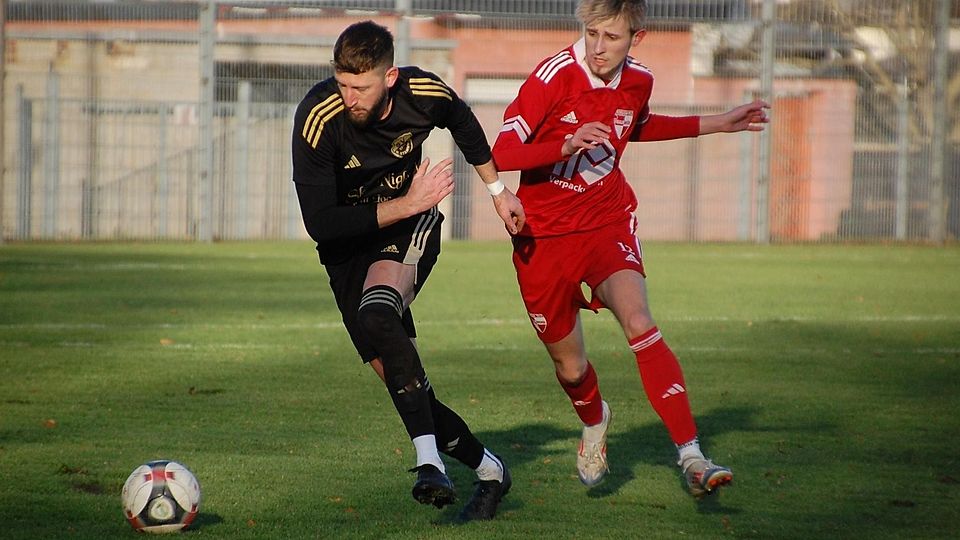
[{"left": 292, "top": 66, "right": 491, "bottom": 264}]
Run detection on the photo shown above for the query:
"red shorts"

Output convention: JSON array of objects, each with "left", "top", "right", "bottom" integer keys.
[{"left": 511, "top": 217, "right": 645, "bottom": 344}]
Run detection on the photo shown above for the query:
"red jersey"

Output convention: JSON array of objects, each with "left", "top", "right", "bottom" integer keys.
[{"left": 493, "top": 38, "right": 699, "bottom": 238}]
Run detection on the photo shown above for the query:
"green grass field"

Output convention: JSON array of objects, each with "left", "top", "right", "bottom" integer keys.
[{"left": 1, "top": 241, "right": 958, "bottom": 539}]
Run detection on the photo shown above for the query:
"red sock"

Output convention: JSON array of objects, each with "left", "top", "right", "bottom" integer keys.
[
  {"left": 557, "top": 361, "right": 604, "bottom": 426},
  {"left": 631, "top": 327, "right": 697, "bottom": 445}
]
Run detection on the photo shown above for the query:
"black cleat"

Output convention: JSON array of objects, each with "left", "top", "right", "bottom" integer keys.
[
  {"left": 410, "top": 464, "right": 457, "bottom": 509},
  {"left": 459, "top": 457, "right": 512, "bottom": 521}
]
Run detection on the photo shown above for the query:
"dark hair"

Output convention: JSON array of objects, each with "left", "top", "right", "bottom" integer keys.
[{"left": 333, "top": 20, "right": 394, "bottom": 74}]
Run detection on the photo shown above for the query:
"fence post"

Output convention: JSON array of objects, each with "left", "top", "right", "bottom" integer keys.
[
  {"left": 0, "top": 0, "right": 6, "bottom": 243},
  {"left": 395, "top": 0, "right": 412, "bottom": 66},
  {"left": 44, "top": 69, "right": 60, "bottom": 238},
  {"left": 738, "top": 90, "right": 754, "bottom": 241},
  {"left": 685, "top": 137, "right": 700, "bottom": 241},
  {"left": 158, "top": 103, "right": 169, "bottom": 238},
  {"left": 82, "top": 32, "right": 98, "bottom": 239},
  {"left": 929, "top": 0, "right": 949, "bottom": 244},
  {"left": 756, "top": 0, "right": 775, "bottom": 244},
  {"left": 17, "top": 85, "right": 32, "bottom": 239},
  {"left": 895, "top": 81, "right": 909, "bottom": 240},
  {"left": 236, "top": 80, "right": 251, "bottom": 240},
  {"left": 198, "top": 0, "right": 216, "bottom": 241}
]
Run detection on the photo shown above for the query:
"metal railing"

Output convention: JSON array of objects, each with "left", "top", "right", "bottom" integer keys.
[{"left": 1, "top": 0, "right": 957, "bottom": 243}]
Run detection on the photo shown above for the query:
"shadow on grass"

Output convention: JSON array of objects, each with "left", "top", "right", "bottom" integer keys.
[
  {"left": 190, "top": 512, "right": 225, "bottom": 531},
  {"left": 451, "top": 405, "right": 780, "bottom": 521}
]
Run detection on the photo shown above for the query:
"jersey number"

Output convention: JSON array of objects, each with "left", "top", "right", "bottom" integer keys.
[{"left": 552, "top": 141, "right": 617, "bottom": 185}]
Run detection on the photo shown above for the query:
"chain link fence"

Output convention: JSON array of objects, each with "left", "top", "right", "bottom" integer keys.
[{"left": 1, "top": 0, "right": 958, "bottom": 242}]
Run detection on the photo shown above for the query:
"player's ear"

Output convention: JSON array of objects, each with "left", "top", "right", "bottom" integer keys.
[
  {"left": 631, "top": 29, "right": 647, "bottom": 47},
  {"left": 384, "top": 66, "right": 399, "bottom": 89}
]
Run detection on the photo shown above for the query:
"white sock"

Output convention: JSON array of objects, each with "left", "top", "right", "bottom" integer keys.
[
  {"left": 475, "top": 449, "right": 504, "bottom": 482},
  {"left": 412, "top": 434, "right": 445, "bottom": 473},
  {"left": 582, "top": 402, "right": 609, "bottom": 442},
  {"left": 676, "top": 437, "right": 704, "bottom": 466},
  {"left": 583, "top": 423, "right": 605, "bottom": 442}
]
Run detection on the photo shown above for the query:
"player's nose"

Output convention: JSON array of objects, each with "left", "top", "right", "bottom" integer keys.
[
  {"left": 341, "top": 88, "right": 358, "bottom": 106},
  {"left": 593, "top": 37, "right": 605, "bottom": 53}
]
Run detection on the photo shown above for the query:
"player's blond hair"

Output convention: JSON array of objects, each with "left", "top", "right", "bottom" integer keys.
[{"left": 576, "top": 0, "right": 647, "bottom": 33}]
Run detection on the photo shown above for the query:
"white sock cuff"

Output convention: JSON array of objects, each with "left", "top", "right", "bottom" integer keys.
[
  {"left": 476, "top": 449, "right": 504, "bottom": 482},
  {"left": 412, "top": 434, "right": 445, "bottom": 473},
  {"left": 676, "top": 437, "right": 703, "bottom": 464}
]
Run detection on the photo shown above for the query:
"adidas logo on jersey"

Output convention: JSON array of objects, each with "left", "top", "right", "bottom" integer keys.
[
  {"left": 344, "top": 155, "right": 361, "bottom": 169},
  {"left": 381, "top": 244, "right": 399, "bottom": 253},
  {"left": 560, "top": 111, "right": 579, "bottom": 124}
]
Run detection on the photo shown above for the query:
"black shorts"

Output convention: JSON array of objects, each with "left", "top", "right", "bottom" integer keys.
[{"left": 324, "top": 207, "right": 443, "bottom": 363}]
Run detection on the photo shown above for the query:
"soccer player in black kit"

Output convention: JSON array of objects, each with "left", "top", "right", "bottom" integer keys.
[{"left": 291, "top": 21, "right": 524, "bottom": 521}]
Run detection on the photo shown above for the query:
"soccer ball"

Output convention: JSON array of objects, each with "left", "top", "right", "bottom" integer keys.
[{"left": 121, "top": 460, "right": 201, "bottom": 533}]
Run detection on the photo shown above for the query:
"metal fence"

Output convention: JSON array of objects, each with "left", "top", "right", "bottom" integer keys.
[{"left": 1, "top": 0, "right": 958, "bottom": 243}]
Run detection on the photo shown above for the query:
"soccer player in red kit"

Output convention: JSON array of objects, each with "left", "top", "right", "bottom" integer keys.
[{"left": 492, "top": 0, "right": 768, "bottom": 497}]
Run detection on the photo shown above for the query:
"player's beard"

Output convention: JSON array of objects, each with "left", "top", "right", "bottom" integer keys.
[{"left": 346, "top": 88, "right": 390, "bottom": 129}]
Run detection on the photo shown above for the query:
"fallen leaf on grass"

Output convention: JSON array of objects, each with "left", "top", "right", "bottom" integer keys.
[{"left": 58, "top": 464, "right": 87, "bottom": 475}]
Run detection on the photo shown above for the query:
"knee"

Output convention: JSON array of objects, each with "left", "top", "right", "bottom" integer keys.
[
  {"left": 357, "top": 302, "right": 392, "bottom": 334},
  {"left": 356, "top": 285, "right": 404, "bottom": 334},
  {"left": 553, "top": 357, "right": 588, "bottom": 386},
  {"left": 622, "top": 310, "right": 656, "bottom": 337}
]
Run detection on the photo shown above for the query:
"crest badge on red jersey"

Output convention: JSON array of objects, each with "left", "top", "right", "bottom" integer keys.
[
  {"left": 613, "top": 108, "right": 634, "bottom": 138},
  {"left": 529, "top": 313, "right": 548, "bottom": 333}
]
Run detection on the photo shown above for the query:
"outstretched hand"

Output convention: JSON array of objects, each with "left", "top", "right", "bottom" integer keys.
[
  {"left": 404, "top": 157, "right": 454, "bottom": 214},
  {"left": 708, "top": 100, "right": 770, "bottom": 133}
]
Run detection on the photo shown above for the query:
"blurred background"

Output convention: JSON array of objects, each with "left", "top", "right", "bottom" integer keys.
[{"left": 0, "top": 0, "right": 957, "bottom": 243}]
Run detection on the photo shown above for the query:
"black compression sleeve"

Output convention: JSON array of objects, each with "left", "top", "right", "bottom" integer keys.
[
  {"left": 295, "top": 182, "right": 379, "bottom": 243},
  {"left": 446, "top": 99, "right": 493, "bottom": 166}
]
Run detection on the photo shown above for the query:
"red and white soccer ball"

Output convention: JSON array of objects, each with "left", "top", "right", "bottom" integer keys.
[{"left": 121, "top": 460, "right": 201, "bottom": 534}]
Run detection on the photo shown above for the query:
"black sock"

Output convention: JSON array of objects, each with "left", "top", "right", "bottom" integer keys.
[
  {"left": 357, "top": 285, "right": 434, "bottom": 439},
  {"left": 429, "top": 387, "right": 484, "bottom": 469}
]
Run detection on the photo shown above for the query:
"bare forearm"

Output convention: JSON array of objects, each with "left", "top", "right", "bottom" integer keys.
[
  {"left": 474, "top": 160, "right": 499, "bottom": 184},
  {"left": 698, "top": 113, "right": 728, "bottom": 135},
  {"left": 699, "top": 100, "right": 770, "bottom": 135},
  {"left": 375, "top": 197, "right": 418, "bottom": 229}
]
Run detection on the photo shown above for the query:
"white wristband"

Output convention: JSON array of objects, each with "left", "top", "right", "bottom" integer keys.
[{"left": 485, "top": 179, "right": 506, "bottom": 196}]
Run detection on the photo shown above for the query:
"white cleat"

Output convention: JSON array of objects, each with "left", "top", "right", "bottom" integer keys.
[
  {"left": 680, "top": 456, "right": 733, "bottom": 498},
  {"left": 577, "top": 401, "right": 611, "bottom": 486}
]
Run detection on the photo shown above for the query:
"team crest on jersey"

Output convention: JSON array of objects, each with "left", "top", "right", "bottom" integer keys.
[
  {"left": 613, "top": 109, "right": 634, "bottom": 138},
  {"left": 529, "top": 313, "right": 548, "bottom": 333},
  {"left": 390, "top": 132, "right": 414, "bottom": 158}
]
